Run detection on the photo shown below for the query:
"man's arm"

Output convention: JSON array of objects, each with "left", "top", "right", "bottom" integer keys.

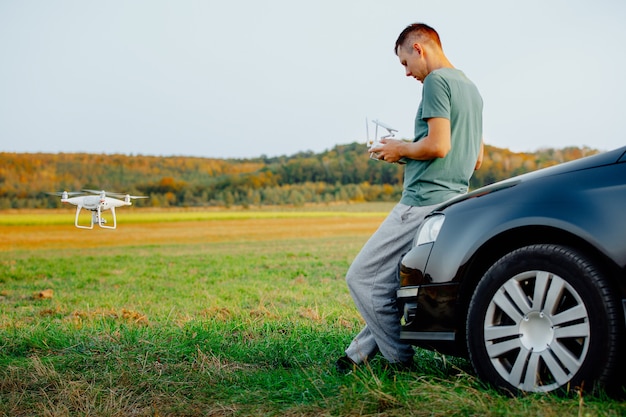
[{"left": 375, "top": 117, "right": 450, "bottom": 163}]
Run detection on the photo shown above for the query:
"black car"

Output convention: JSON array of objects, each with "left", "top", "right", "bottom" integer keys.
[{"left": 397, "top": 146, "right": 626, "bottom": 394}]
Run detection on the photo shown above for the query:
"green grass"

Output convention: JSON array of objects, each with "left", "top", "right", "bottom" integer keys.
[{"left": 1, "top": 213, "right": 625, "bottom": 416}]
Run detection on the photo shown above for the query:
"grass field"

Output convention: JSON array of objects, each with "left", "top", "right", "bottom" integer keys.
[{"left": 1, "top": 205, "right": 625, "bottom": 416}]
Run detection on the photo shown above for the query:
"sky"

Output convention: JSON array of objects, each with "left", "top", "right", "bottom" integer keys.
[{"left": 1, "top": 0, "right": 625, "bottom": 159}]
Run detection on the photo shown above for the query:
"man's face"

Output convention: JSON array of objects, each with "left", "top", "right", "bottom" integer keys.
[{"left": 397, "top": 43, "right": 427, "bottom": 83}]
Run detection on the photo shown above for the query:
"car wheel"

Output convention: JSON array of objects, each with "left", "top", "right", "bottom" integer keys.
[{"left": 466, "top": 244, "right": 620, "bottom": 394}]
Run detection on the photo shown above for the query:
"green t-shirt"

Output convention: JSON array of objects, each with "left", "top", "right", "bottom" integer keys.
[{"left": 400, "top": 68, "right": 483, "bottom": 207}]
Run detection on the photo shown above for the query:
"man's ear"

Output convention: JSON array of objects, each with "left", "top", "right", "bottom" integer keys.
[{"left": 412, "top": 43, "right": 423, "bottom": 56}]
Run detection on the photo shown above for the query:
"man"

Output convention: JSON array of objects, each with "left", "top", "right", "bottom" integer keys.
[{"left": 337, "top": 23, "right": 483, "bottom": 371}]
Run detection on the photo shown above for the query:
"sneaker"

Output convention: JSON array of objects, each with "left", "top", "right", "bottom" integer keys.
[{"left": 335, "top": 355, "right": 358, "bottom": 374}]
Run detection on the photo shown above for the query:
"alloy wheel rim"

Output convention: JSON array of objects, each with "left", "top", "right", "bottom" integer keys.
[{"left": 482, "top": 270, "right": 590, "bottom": 392}]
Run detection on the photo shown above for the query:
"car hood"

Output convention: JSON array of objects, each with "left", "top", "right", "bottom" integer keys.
[{"left": 437, "top": 146, "right": 626, "bottom": 211}]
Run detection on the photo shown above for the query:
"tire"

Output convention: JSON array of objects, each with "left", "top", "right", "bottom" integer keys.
[{"left": 466, "top": 244, "right": 620, "bottom": 394}]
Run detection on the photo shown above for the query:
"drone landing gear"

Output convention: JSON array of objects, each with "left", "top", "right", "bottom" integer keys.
[{"left": 74, "top": 206, "right": 117, "bottom": 229}]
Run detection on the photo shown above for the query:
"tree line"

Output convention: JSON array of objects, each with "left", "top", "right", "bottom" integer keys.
[{"left": 0, "top": 143, "right": 597, "bottom": 209}]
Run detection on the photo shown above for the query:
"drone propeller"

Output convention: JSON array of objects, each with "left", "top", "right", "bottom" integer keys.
[
  {"left": 83, "top": 189, "right": 107, "bottom": 195},
  {"left": 82, "top": 189, "right": 147, "bottom": 199},
  {"left": 107, "top": 192, "right": 148, "bottom": 200},
  {"left": 47, "top": 191, "right": 84, "bottom": 196}
]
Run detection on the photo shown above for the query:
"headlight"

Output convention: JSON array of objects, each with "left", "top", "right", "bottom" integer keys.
[{"left": 415, "top": 214, "right": 445, "bottom": 246}]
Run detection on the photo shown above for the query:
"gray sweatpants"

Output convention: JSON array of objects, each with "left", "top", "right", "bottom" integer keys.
[{"left": 345, "top": 202, "right": 438, "bottom": 364}]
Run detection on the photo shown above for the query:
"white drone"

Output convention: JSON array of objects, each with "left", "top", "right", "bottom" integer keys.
[
  {"left": 366, "top": 118, "right": 398, "bottom": 160},
  {"left": 50, "top": 189, "right": 148, "bottom": 229}
]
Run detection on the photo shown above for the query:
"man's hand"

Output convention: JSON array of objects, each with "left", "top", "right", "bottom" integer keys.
[
  {"left": 369, "top": 117, "right": 452, "bottom": 163},
  {"left": 369, "top": 139, "right": 405, "bottom": 163}
]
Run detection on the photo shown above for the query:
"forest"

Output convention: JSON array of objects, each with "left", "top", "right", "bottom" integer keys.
[{"left": 0, "top": 143, "right": 597, "bottom": 209}]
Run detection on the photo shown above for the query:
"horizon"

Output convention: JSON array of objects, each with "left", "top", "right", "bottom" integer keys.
[{"left": 0, "top": 141, "right": 606, "bottom": 161}]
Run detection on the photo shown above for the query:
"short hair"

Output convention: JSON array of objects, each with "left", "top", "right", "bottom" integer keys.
[{"left": 395, "top": 23, "right": 442, "bottom": 55}]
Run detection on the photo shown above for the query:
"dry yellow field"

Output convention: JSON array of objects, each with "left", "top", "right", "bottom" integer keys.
[{"left": 1, "top": 209, "right": 388, "bottom": 251}]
